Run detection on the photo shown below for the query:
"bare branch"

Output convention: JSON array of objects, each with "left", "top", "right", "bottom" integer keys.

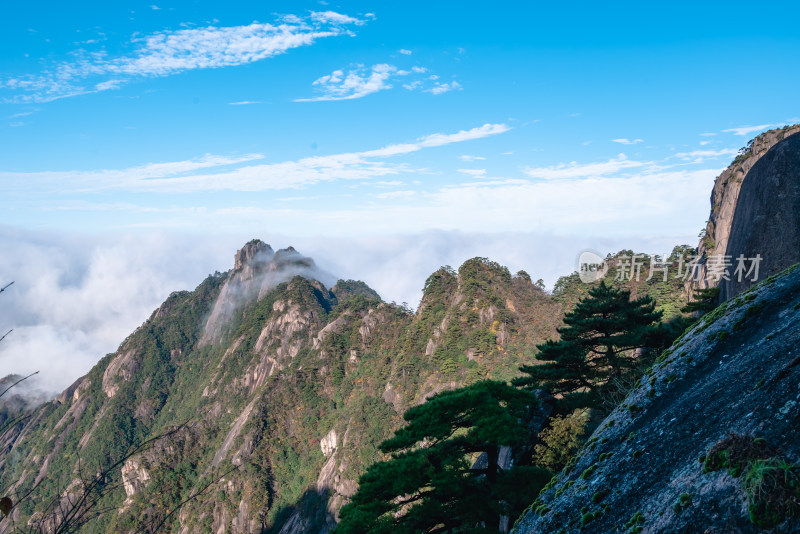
[
  {"left": 0, "top": 372, "right": 39, "bottom": 401},
  {"left": 0, "top": 329, "right": 12, "bottom": 344}
]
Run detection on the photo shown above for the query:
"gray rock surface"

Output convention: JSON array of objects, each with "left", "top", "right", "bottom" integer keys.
[
  {"left": 514, "top": 264, "right": 800, "bottom": 533},
  {"left": 689, "top": 125, "right": 800, "bottom": 295},
  {"left": 722, "top": 133, "right": 800, "bottom": 300}
]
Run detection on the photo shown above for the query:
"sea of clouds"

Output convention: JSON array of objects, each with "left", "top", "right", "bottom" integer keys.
[{"left": 0, "top": 226, "right": 693, "bottom": 394}]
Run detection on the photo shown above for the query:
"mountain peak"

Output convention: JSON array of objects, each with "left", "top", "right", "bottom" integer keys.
[{"left": 234, "top": 239, "right": 274, "bottom": 271}]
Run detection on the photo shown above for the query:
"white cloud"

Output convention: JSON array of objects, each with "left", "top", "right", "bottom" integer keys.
[
  {"left": 674, "top": 148, "right": 738, "bottom": 163},
  {"left": 9, "top": 110, "right": 35, "bottom": 118},
  {"left": 295, "top": 64, "right": 397, "bottom": 101},
  {"left": 419, "top": 168, "right": 717, "bottom": 236},
  {"left": 523, "top": 154, "right": 645, "bottom": 180},
  {"left": 297, "top": 62, "right": 456, "bottom": 101},
  {"left": 376, "top": 190, "right": 416, "bottom": 199},
  {"left": 722, "top": 124, "right": 774, "bottom": 136},
  {"left": 398, "top": 49, "right": 412, "bottom": 55},
  {"left": 458, "top": 168, "right": 487, "bottom": 177},
  {"left": 310, "top": 11, "right": 365, "bottom": 25},
  {"left": 94, "top": 79, "right": 125, "bottom": 91},
  {"left": 611, "top": 138, "right": 643, "bottom": 145},
  {"left": 427, "top": 81, "right": 462, "bottom": 95},
  {"left": 459, "top": 155, "right": 486, "bottom": 162},
  {"left": 228, "top": 100, "right": 262, "bottom": 105},
  {"left": 1, "top": 123, "right": 510, "bottom": 193},
  {"left": 1, "top": 12, "right": 365, "bottom": 103}
]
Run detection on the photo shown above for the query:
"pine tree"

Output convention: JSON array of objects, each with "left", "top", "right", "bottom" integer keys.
[
  {"left": 681, "top": 286, "right": 720, "bottom": 315},
  {"left": 514, "top": 281, "right": 662, "bottom": 409},
  {"left": 335, "top": 381, "right": 552, "bottom": 534}
]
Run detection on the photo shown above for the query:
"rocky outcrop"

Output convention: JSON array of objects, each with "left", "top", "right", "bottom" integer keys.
[
  {"left": 320, "top": 429, "right": 337, "bottom": 458},
  {"left": 514, "top": 264, "right": 800, "bottom": 533},
  {"left": 101, "top": 348, "right": 139, "bottom": 398},
  {"left": 121, "top": 457, "right": 151, "bottom": 497},
  {"left": 691, "top": 125, "right": 800, "bottom": 294},
  {"left": 199, "top": 240, "right": 332, "bottom": 346},
  {"left": 721, "top": 133, "right": 800, "bottom": 300}
]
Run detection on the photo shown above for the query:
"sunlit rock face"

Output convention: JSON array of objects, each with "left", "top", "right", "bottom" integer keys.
[{"left": 721, "top": 132, "right": 800, "bottom": 300}]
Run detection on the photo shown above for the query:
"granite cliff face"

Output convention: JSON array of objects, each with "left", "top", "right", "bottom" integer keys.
[
  {"left": 690, "top": 125, "right": 800, "bottom": 296},
  {"left": 513, "top": 263, "right": 800, "bottom": 533},
  {"left": 721, "top": 133, "right": 800, "bottom": 300}
]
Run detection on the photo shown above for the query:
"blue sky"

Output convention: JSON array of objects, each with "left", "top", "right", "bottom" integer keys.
[
  {"left": 2, "top": 1, "right": 799, "bottom": 237},
  {"left": 2, "top": 1, "right": 799, "bottom": 389}
]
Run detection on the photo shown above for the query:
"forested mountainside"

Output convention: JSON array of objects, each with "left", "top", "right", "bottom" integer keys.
[{"left": 0, "top": 239, "right": 689, "bottom": 533}]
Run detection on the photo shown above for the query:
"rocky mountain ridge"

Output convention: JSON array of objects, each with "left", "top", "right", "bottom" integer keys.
[{"left": 1, "top": 246, "right": 572, "bottom": 533}]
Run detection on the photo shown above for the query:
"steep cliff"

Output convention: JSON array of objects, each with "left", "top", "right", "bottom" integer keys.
[
  {"left": 690, "top": 125, "right": 800, "bottom": 295},
  {"left": 513, "top": 263, "right": 800, "bottom": 533},
  {"left": 721, "top": 133, "right": 800, "bottom": 300}
]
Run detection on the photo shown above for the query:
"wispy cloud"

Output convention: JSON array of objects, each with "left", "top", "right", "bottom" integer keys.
[
  {"left": 427, "top": 81, "right": 462, "bottom": 95},
  {"left": 611, "top": 138, "right": 643, "bottom": 145},
  {"left": 228, "top": 100, "right": 262, "bottom": 105},
  {"left": 296, "top": 62, "right": 456, "bottom": 101},
  {"left": 459, "top": 155, "right": 485, "bottom": 162},
  {"left": 376, "top": 190, "right": 416, "bottom": 199},
  {"left": 1, "top": 123, "right": 510, "bottom": 193},
  {"left": 295, "top": 63, "right": 398, "bottom": 101},
  {"left": 458, "top": 168, "right": 487, "bottom": 177},
  {"left": 398, "top": 49, "right": 412, "bottom": 55},
  {"left": 722, "top": 124, "right": 774, "bottom": 136},
  {"left": 523, "top": 154, "right": 645, "bottom": 180},
  {"left": 1, "top": 12, "right": 366, "bottom": 103},
  {"left": 674, "top": 148, "right": 738, "bottom": 163},
  {"left": 9, "top": 110, "right": 37, "bottom": 118}
]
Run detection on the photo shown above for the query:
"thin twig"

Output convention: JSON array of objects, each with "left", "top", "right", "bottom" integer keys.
[{"left": 0, "top": 371, "right": 39, "bottom": 400}]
